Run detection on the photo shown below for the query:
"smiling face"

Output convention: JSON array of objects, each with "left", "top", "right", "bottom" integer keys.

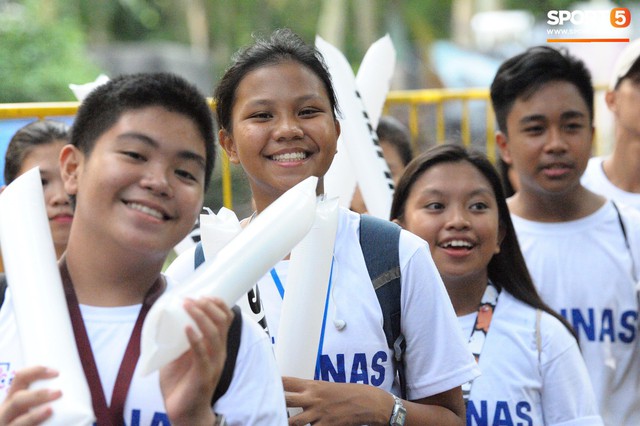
[
  {"left": 61, "top": 106, "right": 206, "bottom": 259},
  {"left": 496, "top": 80, "right": 594, "bottom": 198},
  {"left": 399, "top": 161, "right": 502, "bottom": 287},
  {"left": 19, "top": 140, "right": 73, "bottom": 257},
  {"left": 219, "top": 60, "right": 340, "bottom": 211}
]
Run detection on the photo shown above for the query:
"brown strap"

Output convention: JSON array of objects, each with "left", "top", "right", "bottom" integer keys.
[{"left": 60, "top": 258, "right": 164, "bottom": 426}]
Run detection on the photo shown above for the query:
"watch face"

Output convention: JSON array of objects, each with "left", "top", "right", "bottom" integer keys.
[{"left": 391, "top": 406, "right": 407, "bottom": 426}]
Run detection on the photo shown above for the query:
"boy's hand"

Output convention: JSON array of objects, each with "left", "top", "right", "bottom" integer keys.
[
  {"left": 0, "top": 366, "right": 61, "bottom": 426},
  {"left": 160, "top": 297, "right": 233, "bottom": 426}
]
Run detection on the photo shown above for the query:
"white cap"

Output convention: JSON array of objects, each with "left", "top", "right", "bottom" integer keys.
[{"left": 609, "top": 39, "right": 640, "bottom": 90}]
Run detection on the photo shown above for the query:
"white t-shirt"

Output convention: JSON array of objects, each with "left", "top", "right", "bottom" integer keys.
[
  {"left": 460, "top": 290, "right": 602, "bottom": 425},
  {"left": 511, "top": 201, "right": 640, "bottom": 426},
  {"left": 0, "top": 277, "right": 287, "bottom": 426},
  {"left": 582, "top": 156, "right": 640, "bottom": 211},
  {"left": 255, "top": 208, "right": 480, "bottom": 400},
  {"left": 167, "top": 208, "right": 479, "bottom": 401}
]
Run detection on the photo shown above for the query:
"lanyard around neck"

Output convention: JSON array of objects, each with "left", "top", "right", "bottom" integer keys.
[
  {"left": 462, "top": 281, "right": 500, "bottom": 403},
  {"left": 60, "top": 259, "right": 165, "bottom": 426}
]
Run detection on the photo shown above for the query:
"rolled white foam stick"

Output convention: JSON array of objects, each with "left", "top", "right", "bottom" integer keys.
[
  {"left": 274, "top": 196, "right": 339, "bottom": 380},
  {"left": 323, "top": 135, "right": 357, "bottom": 209},
  {"left": 139, "top": 176, "right": 318, "bottom": 375},
  {"left": 0, "top": 167, "right": 95, "bottom": 425},
  {"left": 316, "top": 36, "right": 395, "bottom": 219},
  {"left": 356, "top": 34, "right": 397, "bottom": 129}
]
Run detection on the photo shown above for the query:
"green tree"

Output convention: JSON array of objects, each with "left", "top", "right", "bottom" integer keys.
[{"left": 0, "top": 0, "right": 102, "bottom": 102}]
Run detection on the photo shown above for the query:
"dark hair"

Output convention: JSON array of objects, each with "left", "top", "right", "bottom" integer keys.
[
  {"left": 71, "top": 72, "right": 216, "bottom": 189},
  {"left": 4, "top": 119, "right": 70, "bottom": 185},
  {"left": 490, "top": 46, "right": 594, "bottom": 134},
  {"left": 214, "top": 28, "right": 340, "bottom": 133},
  {"left": 497, "top": 157, "right": 516, "bottom": 198},
  {"left": 376, "top": 116, "right": 413, "bottom": 167},
  {"left": 390, "top": 144, "right": 577, "bottom": 340}
]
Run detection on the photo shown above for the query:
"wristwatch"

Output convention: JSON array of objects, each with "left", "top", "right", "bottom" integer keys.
[{"left": 389, "top": 394, "right": 407, "bottom": 426}]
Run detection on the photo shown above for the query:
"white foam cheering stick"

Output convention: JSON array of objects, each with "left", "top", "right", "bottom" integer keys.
[
  {"left": 139, "top": 176, "right": 318, "bottom": 374},
  {"left": 317, "top": 36, "right": 395, "bottom": 219},
  {"left": 0, "top": 167, "right": 95, "bottom": 425},
  {"left": 275, "top": 196, "right": 339, "bottom": 379}
]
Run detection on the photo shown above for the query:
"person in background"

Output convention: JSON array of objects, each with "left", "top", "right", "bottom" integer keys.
[
  {"left": 491, "top": 45, "right": 640, "bottom": 425},
  {"left": 0, "top": 72, "right": 287, "bottom": 426},
  {"left": 391, "top": 144, "right": 602, "bottom": 425},
  {"left": 376, "top": 115, "right": 414, "bottom": 182},
  {"left": 3, "top": 120, "right": 73, "bottom": 259},
  {"left": 0, "top": 120, "right": 73, "bottom": 304},
  {"left": 213, "top": 28, "right": 479, "bottom": 425},
  {"left": 351, "top": 115, "right": 414, "bottom": 213},
  {"left": 581, "top": 38, "right": 640, "bottom": 210}
]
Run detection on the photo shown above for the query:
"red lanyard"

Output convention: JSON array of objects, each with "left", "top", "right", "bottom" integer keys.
[{"left": 60, "top": 259, "right": 165, "bottom": 426}]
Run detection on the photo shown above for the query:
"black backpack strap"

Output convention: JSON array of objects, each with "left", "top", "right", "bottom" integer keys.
[
  {"left": 0, "top": 273, "right": 7, "bottom": 309},
  {"left": 358, "top": 214, "right": 406, "bottom": 399},
  {"left": 211, "top": 304, "right": 243, "bottom": 404},
  {"left": 194, "top": 242, "right": 205, "bottom": 269}
]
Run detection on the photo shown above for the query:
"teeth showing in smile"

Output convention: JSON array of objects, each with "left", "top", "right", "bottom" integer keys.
[
  {"left": 271, "top": 152, "right": 307, "bottom": 162},
  {"left": 128, "top": 202, "right": 164, "bottom": 220},
  {"left": 441, "top": 240, "right": 473, "bottom": 249}
]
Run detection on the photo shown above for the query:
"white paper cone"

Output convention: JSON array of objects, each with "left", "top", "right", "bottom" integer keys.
[
  {"left": 198, "top": 208, "right": 271, "bottom": 333},
  {"left": 0, "top": 168, "right": 94, "bottom": 425},
  {"left": 199, "top": 207, "right": 242, "bottom": 261},
  {"left": 139, "top": 176, "right": 319, "bottom": 375},
  {"left": 316, "top": 36, "right": 394, "bottom": 219},
  {"left": 68, "top": 74, "right": 110, "bottom": 102},
  {"left": 355, "top": 34, "right": 397, "bottom": 129},
  {"left": 274, "top": 196, "right": 339, "bottom": 380}
]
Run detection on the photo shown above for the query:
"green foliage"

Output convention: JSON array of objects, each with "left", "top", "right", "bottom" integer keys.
[{"left": 0, "top": 3, "right": 102, "bottom": 102}]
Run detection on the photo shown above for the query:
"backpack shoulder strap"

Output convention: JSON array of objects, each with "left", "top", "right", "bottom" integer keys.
[
  {"left": 211, "top": 304, "right": 243, "bottom": 404},
  {"left": 358, "top": 214, "right": 406, "bottom": 398},
  {"left": 194, "top": 242, "right": 205, "bottom": 269},
  {"left": 0, "top": 273, "right": 7, "bottom": 309}
]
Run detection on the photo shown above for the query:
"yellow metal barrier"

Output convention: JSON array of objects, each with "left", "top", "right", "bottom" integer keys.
[
  {"left": 384, "top": 87, "right": 496, "bottom": 158},
  {"left": 384, "top": 85, "right": 608, "bottom": 161},
  {"left": 0, "top": 85, "right": 610, "bottom": 208}
]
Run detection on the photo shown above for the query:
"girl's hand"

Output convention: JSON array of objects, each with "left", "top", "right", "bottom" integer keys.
[
  {"left": 283, "top": 376, "right": 393, "bottom": 426},
  {"left": 160, "top": 297, "right": 233, "bottom": 426},
  {"left": 0, "top": 366, "right": 61, "bottom": 426}
]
